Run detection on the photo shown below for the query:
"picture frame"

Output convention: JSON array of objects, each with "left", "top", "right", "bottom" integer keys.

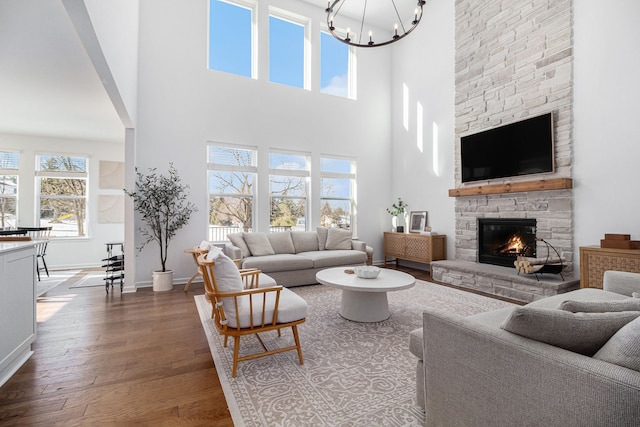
[{"left": 409, "top": 211, "right": 428, "bottom": 233}]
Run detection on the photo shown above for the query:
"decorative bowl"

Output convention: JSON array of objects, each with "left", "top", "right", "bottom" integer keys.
[{"left": 354, "top": 266, "right": 380, "bottom": 279}]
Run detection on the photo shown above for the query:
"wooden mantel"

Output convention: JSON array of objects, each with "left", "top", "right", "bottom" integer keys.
[{"left": 448, "top": 178, "right": 573, "bottom": 197}]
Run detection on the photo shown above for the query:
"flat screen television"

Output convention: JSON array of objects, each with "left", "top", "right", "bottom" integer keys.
[{"left": 461, "top": 112, "right": 555, "bottom": 183}]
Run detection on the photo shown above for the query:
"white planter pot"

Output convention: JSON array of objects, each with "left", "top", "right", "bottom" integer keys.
[{"left": 152, "top": 270, "right": 174, "bottom": 292}]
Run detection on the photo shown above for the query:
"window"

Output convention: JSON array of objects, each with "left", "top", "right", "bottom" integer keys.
[
  {"left": 269, "top": 151, "right": 309, "bottom": 230},
  {"left": 208, "top": 0, "right": 254, "bottom": 78},
  {"left": 269, "top": 11, "right": 307, "bottom": 88},
  {"left": 36, "top": 155, "right": 88, "bottom": 237},
  {"left": 320, "top": 31, "right": 351, "bottom": 98},
  {"left": 207, "top": 143, "right": 257, "bottom": 241},
  {"left": 320, "top": 156, "right": 356, "bottom": 231},
  {"left": 0, "top": 151, "right": 19, "bottom": 229}
]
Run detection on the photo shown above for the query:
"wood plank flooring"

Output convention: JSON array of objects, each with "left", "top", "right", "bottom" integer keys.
[
  {"left": 0, "top": 273, "right": 234, "bottom": 426},
  {"left": 0, "top": 264, "right": 514, "bottom": 425}
]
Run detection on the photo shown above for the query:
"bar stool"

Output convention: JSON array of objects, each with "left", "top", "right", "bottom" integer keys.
[{"left": 17, "top": 227, "right": 52, "bottom": 281}]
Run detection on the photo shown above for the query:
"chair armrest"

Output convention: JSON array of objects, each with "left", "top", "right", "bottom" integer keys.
[
  {"left": 603, "top": 270, "right": 640, "bottom": 296},
  {"left": 239, "top": 268, "right": 262, "bottom": 289}
]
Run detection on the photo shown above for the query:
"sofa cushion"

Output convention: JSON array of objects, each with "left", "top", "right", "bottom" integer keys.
[
  {"left": 500, "top": 306, "right": 640, "bottom": 356},
  {"left": 228, "top": 232, "right": 251, "bottom": 258},
  {"left": 297, "top": 250, "right": 367, "bottom": 268},
  {"left": 594, "top": 316, "right": 640, "bottom": 371},
  {"left": 291, "top": 231, "right": 320, "bottom": 253},
  {"left": 242, "top": 254, "right": 314, "bottom": 273},
  {"left": 244, "top": 232, "right": 275, "bottom": 256},
  {"left": 316, "top": 226, "right": 329, "bottom": 250},
  {"left": 325, "top": 228, "right": 352, "bottom": 250},
  {"left": 525, "top": 288, "right": 628, "bottom": 310},
  {"left": 558, "top": 299, "right": 640, "bottom": 313},
  {"left": 267, "top": 231, "right": 295, "bottom": 254}
]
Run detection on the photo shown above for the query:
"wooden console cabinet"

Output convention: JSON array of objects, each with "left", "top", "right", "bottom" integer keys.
[
  {"left": 579, "top": 246, "right": 640, "bottom": 289},
  {"left": 383, "top": 232, "right": 446, "bottom": 267}
]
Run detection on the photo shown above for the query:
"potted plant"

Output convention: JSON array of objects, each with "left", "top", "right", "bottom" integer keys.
[
  {"left": 387, "top": 197, "right": 408, "bottom": 232},
  {"left": 125, "top": 164, "right": 197, "bottom": 291}
]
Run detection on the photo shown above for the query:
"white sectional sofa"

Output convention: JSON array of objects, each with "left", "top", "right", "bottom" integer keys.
[
  {"left": 223, "top": 228, "right": 373, "bottom": 287},
  {"left": 410, "top": 270, "right": 640, "bottom": 426}
]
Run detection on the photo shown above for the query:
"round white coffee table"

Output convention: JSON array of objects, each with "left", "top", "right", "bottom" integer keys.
[{"left": 316, "top": 267, "right": 416, "bottom": 322}]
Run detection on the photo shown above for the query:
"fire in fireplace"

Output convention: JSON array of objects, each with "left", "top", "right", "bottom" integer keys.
[{"left": 478, "top": 218, "right": 536, "bottom": 267}]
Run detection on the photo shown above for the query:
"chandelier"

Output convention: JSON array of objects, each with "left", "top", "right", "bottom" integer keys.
[{"left": 326, "top": 0, "right": 426, "bottom": 48}]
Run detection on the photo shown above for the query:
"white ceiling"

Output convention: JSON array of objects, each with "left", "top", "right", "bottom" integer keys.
[
  {"left": 0, "top": 0, "right": 416, "bottom": 145},
  {"left": 0, "top": 0, "right": 124, "bottom": 143}
]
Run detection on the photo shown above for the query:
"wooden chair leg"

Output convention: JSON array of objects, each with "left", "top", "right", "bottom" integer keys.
[
  {"left": 232, "top": 336, "right": 241, "bottom": 378},
  {"left": 292, "top": 325, "right": 304, "bottom": 365},
  {"left": 184, "top": 271, "right": 199, "bottom": 292}
]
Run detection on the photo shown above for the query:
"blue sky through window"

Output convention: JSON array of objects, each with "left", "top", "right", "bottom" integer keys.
[
  {"left": 209, "top": 0, "right": 350, "bottom": 97},
  {"left": 269, "top": 16, "right": 304, "bottom": 88},
  {"left": 209, "top": 0, "right": 252, "bottom": 77},
  {"left": 321, "top": 32, "right": 349, "bottom": 97}
]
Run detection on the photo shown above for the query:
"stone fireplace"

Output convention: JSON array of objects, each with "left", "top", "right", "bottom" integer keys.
[
  {"left": 431, "top": 0, "right": 580, "bottom": 302},
  {"left": 478, "top": 218, "right": 536, "bottom": 268}
]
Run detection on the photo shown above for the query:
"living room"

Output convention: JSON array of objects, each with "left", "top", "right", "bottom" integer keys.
[{"left": 1, "top": 0, "right": 639, "bottom": 424}]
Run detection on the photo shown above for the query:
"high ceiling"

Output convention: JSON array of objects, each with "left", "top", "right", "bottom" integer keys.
[
  {"left": 0, "top": 0, "right": 405, "bottom": 145},
  {"left": 0, "top": 0, "right": 124, "bottom": 143}
]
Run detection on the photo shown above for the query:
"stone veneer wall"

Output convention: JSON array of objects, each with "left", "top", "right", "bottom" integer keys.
[{"left": 454, "top": 0, "right": 575, "bottom": 271}]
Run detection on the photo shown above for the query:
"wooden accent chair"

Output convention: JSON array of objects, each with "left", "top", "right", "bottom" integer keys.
[
  {"left": 197, "top": 251, "right": 307, "bottom": 377},
  {"left": 183, "top": 246, "right": 207, "bottom": 292}
]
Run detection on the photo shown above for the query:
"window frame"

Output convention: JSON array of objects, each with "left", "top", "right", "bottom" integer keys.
[
  {"left": 269, "top": 149, "right": 310, "bottom": 230},
  {"left": 208, "top": 0, "right": 258, "bottom": 79},
  {"left": 268, "top": 7, "right": 311, "bottom": 90},
  {"left": 0, "top": 151, "right": 19, "bottom": 229},
  {"left": 207, "top": 142, "right": 258, "bottom": 241},
  {"left": 35, "top": 154, "right": 89, "bottom": 238},
  {"left": 320, "top": 154, "right": 356, "bottom": 233}
]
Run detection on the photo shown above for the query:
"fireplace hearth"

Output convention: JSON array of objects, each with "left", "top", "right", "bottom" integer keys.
[{"left": 478, "top": 218, "right": 536, "bottom": 268}]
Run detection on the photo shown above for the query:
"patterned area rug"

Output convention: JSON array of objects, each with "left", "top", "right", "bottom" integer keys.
[{"left": 195, "top": 280, "right": 516, "bottom": 426}]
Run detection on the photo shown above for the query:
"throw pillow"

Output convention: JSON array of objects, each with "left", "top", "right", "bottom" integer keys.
[
  {"left": 593, "top": 316, "right": 640, "bottom": 371},
  {"left": 325, "top": 228, "right": 352, "bottom": 250},
  {"left": 633, "top": 292, "right": 640, "bottom": 299},
  {"left": 267, "top": 231, "right": 295, "bottom": 254},
  {"left": 291, "top": 231, "right": 320, "bottom": 253},
  {"left": 227, "top": 233, "right": 251, "bottom": 258},
  {"left": 316, "top": 227, "right": 329, "bottom": 251},
  {"left": 206, "top": 247, "right": 245, "bottom": 323},
  {"left": 558, "top": 299, "right": 640, "bottom": 313},
  {"left": 205, "top": 247, "right": 243, "bottom": 293},
  {"left": 243, "top": 232, "right": 275, "bottom": 256},
  {"left": 499, "top": 306, "right": 640, "bottom": 356}
]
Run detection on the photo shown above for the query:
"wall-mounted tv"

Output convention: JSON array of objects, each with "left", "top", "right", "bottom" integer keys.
[{"left": 461, "top": 112, "right": 555, "bottom": 183}]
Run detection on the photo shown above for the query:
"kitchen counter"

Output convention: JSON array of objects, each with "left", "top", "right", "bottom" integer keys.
[{"left": 0, "top": 241, "right": 37, "bottom": 387}]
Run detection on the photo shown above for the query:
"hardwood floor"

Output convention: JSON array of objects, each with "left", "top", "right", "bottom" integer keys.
[
  {"left": 0, "top": 264, "right": 516, "bottom": 425},
  {"left": 0, "top": 273, "right": 233, "bottom": 426}
]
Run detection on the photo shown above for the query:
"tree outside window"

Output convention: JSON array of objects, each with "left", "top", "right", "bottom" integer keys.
[
  {"left": 37, "top": 155, "right": 88, "bottom": 237},
  {"left": 269, "top": 151, "right": 309, "bottom": 230},
  {"left": 207, "top": 144, "right": 257, "bottom": 241}
]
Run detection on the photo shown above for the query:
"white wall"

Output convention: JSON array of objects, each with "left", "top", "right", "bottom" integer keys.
[
  {"left": 0, "top": 133, "right": 124, "bottom": 269},
  {"left": 389, "top": 0, "right": 456, "bottom": 262},
  {"left": 133, "top": 0, "right": 394, "bottom": 286},
  {"left": 573, "top": 0, "right": 640, "bottom": 269},
  {"left": 84, "top": 0, "right": 140, "bottom": 127}
]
